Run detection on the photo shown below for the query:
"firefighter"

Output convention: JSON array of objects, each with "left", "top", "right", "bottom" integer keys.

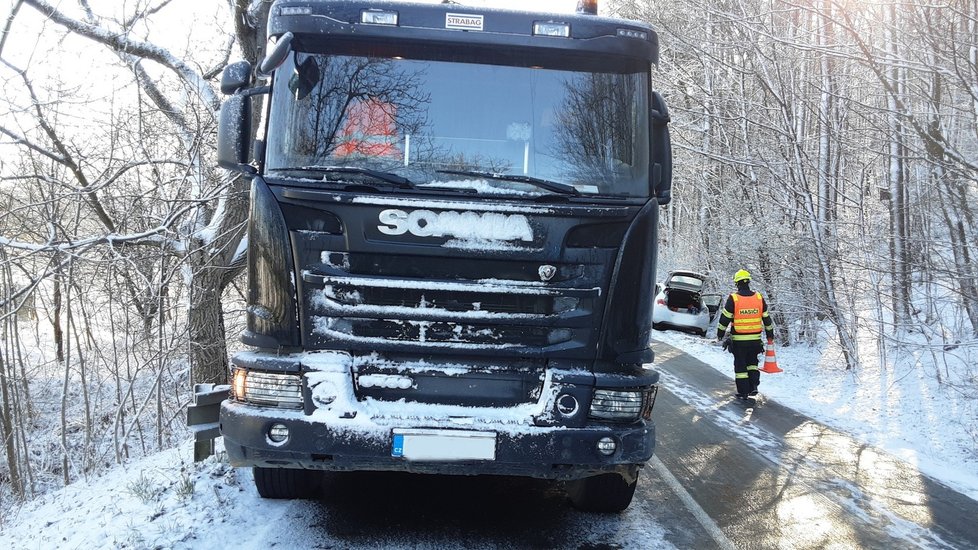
[{"left": 716, "top": 269, "right": 776, "bottom": 401}]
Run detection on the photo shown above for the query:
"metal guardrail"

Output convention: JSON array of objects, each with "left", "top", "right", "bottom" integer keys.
[{"left": 187, "top": 383, "right": 230, "bottom": 462}]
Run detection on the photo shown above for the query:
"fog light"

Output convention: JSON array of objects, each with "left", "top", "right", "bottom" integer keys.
[
  {"left": 597, "top": 436, "right": 617, "bottom": 456},
  {"left": 268, "top": 423, "right": 290, "bottom": 445}
]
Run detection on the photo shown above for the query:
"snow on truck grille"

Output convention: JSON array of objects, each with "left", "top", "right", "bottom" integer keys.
[{"left": 301, "top": 254, "right": 600, "bottom": 352}]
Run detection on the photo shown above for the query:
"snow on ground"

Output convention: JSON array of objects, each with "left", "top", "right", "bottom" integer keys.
[
  {"left": 0, "top": 439, "right": 677, "bottom": 550},
  {"left": 2, "top": 330, "right": 975, "bottom": 549},
  {"left": 0, "top": 443, "right": 255, "bottom": 550},
  {"left": 652, "top": 328, "right": 978, "bottom": 501}
]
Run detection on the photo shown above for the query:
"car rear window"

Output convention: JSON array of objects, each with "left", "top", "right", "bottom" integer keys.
[{"left": 668, "top": 275, "right": 704, "bottom": 289}]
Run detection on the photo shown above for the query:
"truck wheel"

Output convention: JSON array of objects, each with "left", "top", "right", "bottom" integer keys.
[
  {"left": 253, "top": 466, "right": 321, "bottom": 499},
  {"left": 566, "top": 469, "right": 639, "bottom": 513}
]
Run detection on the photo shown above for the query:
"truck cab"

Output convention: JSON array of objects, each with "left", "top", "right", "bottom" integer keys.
[{"left": 211, "top": 0, "right": 672, "bottom": 512}]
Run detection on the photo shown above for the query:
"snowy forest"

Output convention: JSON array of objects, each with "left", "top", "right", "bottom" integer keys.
[{"left": 1, "top": 0, "right": 976, "bottom": 514}]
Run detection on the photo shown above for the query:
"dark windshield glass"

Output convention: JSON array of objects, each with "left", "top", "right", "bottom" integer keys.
[{"left": 265, "top": 51, "right": 650, "bottom": 198}]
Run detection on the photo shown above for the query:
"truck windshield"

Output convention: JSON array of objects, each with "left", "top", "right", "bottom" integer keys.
[{"left": 265, "top": 51, "right": 650, "bottom": 198}]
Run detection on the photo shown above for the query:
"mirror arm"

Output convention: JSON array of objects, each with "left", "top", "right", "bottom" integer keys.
[{"left": 242, "top": 85, "right": 271, "bottom": 97}]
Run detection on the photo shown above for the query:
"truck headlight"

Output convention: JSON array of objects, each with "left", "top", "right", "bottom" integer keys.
[
  {"left": 231, "top": 369, "right": 303, "bottom": 409},
  {"left": 588, "top": 389, "right": 644, "bottom": 421}
]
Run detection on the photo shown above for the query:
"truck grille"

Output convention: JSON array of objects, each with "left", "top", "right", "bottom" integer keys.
[
  {"left": 315, "top": 318, "right": 565, "bottom": 347},
  {"left": 301, "top": 253, "right": 599, "bottom": 355}
]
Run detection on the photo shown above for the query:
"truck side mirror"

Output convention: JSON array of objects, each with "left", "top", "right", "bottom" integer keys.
[
  {"left": 221, "top": 60, "right": 253, "bottom": 95},
  {"left": 258, "top": 32, "right": 294, "bottom": 78},
  {"left": 650, "top": 91, "right": 672, "bottom": 206},
  {"left": 217, "top": 92, "right": 254, "bottom": 173}
]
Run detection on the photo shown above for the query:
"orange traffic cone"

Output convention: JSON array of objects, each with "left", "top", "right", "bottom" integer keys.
[{"left": 760, "top": 341, "right": 783, "bottom": 373}]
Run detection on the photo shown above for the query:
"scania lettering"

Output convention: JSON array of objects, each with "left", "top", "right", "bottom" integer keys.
[
  {"left": 194, "top": 0, "right": 673, "bottom": 513},
  {"left": 377, "top": 209, "right": 533, "bottom": 241}
]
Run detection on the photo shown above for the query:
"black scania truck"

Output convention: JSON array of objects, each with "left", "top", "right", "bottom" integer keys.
[{"left": 206, "top": 0, "right": 672, "bottom": 513}]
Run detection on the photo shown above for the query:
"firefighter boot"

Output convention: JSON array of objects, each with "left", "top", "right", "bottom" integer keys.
[{"left": 748, "top": 369, "right": 760, "bottom": 396}]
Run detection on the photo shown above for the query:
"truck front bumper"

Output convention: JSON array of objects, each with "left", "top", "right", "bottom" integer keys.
[{"left": 220, "top": 401, "right": 655, "bottom": 480}]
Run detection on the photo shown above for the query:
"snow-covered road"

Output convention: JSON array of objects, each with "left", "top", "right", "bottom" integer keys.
[{"left": 650, "top": 338, "right": 978, "bottom": 549}]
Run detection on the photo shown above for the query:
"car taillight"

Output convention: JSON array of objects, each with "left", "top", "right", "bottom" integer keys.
[{"left": 656, "top": 298, "right": 666, "bottom": 305}]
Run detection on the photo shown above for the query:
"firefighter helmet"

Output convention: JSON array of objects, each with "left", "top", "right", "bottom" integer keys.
[{"left": 733, "top": 269, "right": 752, "bottom": 283}]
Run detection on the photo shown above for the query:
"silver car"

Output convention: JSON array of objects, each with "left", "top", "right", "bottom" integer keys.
[{"left": 651, "top": 271, "right": 721, "bottom": 337}]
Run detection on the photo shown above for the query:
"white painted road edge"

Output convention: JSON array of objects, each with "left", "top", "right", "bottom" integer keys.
[{"left": 649, "top": 455, "right": 736, "bottom": 550}]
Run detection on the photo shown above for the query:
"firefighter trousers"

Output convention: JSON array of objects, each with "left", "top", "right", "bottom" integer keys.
[{"left": 731, "top": 339, "right": 763, "bottom": 396}]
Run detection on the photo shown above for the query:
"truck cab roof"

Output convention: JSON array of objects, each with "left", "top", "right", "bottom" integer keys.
[{"left": 268, "top": 0, "right": 659, "bottom": 64}]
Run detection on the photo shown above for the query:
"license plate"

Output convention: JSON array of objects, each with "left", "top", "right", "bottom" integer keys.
[{"left": 391, "top": 429, "right": 496, "bottom": 461}]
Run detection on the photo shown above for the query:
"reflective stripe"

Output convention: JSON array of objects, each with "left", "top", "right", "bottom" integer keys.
[
  {"left": 731, "top": 333, "right": 762, "bottom": 341},
  {"left": 747, "top": 365, "right": 758, "bottom": 371},
  {"left": 717, "top": 303, "right": 733, "bottom": 336},
  {"left": 735, "top": 372, "right": 749, "bottom": 379}
]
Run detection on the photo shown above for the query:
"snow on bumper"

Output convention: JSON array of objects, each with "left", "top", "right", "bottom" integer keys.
[{"left": 220, "top": 400, "right": 655, "bottom": 479}]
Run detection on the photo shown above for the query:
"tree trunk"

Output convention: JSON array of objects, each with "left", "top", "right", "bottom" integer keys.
[
  {"left": 884, "top": 4, "right": 913, "bottom": 330},
  {"left": 187, "top": 267, "right": 231, "bottom": 386},
  {"left": 0, "top": 347, "right": 23, "bottom": 498},
  {"left": 52, "top": 272, "right": 64, "bottom": 364}
]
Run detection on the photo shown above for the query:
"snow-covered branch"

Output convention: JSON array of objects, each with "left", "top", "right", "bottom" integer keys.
[
  {"left": 22, "top": 0, "right": 220, "bottom": 111},
  {"left": 0, "top": 123, "right": 67, "bottom": 165},
  {"left": 0, "top": 227, "right": 185, "bottom": 255}
]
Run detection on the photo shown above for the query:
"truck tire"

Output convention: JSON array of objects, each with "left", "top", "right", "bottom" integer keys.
[
  {"left": 566, "top": 469, "right": 639, "bottom": 513},
  {"left": 253, "top": 466, "right": 322, "bottom": 499}
]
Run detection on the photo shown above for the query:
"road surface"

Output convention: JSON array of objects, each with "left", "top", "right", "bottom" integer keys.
[{"left": 648, "top": 339, "right": 978, "bottom": 549}]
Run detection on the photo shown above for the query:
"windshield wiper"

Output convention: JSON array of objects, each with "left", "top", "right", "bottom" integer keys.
[
  {"left": 276, "top": 166, "right": 414, "bottom": 188},
  {"left": 436, "top": 170, "right": 580, "bottom": 196}
]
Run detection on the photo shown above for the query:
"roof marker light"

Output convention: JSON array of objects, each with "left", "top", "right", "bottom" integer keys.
[
  {"left": 280, "top": 6, "right": 311, "bottom": 16},
  {"left": 533, "top": 22, "right": 570, "bottom": 37},
  {"left": 617, "top": 28, "right": 649, "bottom": 40},
  {"left": 362, "top": 10, "right": 398, "bottom": 26}
]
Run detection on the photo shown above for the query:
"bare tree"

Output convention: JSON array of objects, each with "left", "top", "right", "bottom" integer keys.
[
  {"left": 3, "top": 0, "right": 272, "bottom": 385},
  {"left": 0, "top": 0, "right": 271, "bottom": 500}
]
